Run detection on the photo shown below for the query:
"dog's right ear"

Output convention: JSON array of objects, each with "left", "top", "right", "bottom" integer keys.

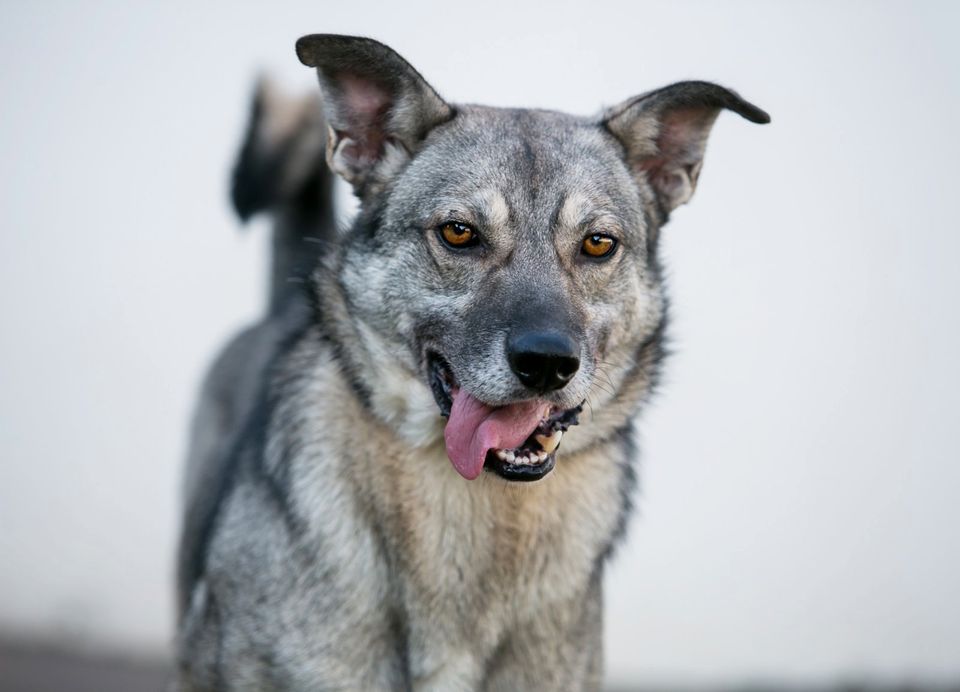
[
  {"left": 602, "top": 81, "right": 769, "bottom": 221},
  {"left": 296, "top": 34, "right": 453, "bottom": 196}
]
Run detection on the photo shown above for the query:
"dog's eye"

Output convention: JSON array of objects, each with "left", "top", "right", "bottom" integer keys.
[
  {"left": 581, "top": 233, "right": 618, "bottom": 259},
  {"left": 438, "top": 221, "right": 479, "bottom": 249}
]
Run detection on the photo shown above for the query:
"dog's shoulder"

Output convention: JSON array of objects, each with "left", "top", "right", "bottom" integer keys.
[{"left": 178, "top": 296, "right": 316, "bottom": 610}]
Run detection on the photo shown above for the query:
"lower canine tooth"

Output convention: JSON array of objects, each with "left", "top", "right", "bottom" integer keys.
[
  {"left": 496, "top": 450, "right": 507, "bottom": 460},
  {"left": 534, "top": 429, "right": 563, "bottom": 454}
]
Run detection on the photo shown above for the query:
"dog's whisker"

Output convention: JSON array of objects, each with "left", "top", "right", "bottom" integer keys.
[
  {"left": 588, "top": 380, "right": 615, "bottom": 399},
  {"left": 596, "top": 369, "right": 618, "bottom": 395}
]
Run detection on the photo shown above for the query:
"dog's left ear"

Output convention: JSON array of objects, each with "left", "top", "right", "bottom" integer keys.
[
  {"left": 296, "top": 34, "right": 453, "bottom": 196},
  {"left": 602, "top": 81, "right": 769, "bottom": 219}
]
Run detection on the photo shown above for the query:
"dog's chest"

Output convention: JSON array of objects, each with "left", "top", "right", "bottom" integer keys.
[
  {"left": 366, "top": 442, "right": 624, "bottom": 644},
  {"left": 290, "top": 356, "right": 626, "bottom": 655}
]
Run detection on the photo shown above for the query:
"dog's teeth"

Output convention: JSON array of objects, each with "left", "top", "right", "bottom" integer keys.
[
  {"left": 505, "top": 451, "right": 515, "bottom": 463},
  {"left": 534, "top": 429, "right": 563, "bottom": 454},
  {"left": 496, "top": 449, "right": 507, "bottom": 460},
  {"left": 516, "top": 455, "right": 528, "bottom": 465}
]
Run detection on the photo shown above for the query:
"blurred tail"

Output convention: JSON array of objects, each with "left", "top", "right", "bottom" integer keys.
[{"left": 231, "top": 76, "right": 335, "bottom": 313}]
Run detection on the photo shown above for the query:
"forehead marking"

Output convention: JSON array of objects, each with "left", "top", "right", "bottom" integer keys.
[
  {"left": 477, "top": 188, "right": 511, "bottom": 229},
  {"left": 557, "top": 191, "right": 593, "bottom": 230}
]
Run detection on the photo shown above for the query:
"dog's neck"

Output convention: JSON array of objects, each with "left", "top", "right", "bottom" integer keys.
[{"left": 278, "top": 325, "right": 638, "bottom": 592}]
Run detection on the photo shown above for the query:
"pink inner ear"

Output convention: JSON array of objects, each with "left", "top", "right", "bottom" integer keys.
[
  {"left": 340, "top": 74, "right": 391, "bottom": 122},
  {"left": 337, "top": 73, "right": 392, "bottom": 163},
  {"left": 653, "top": 107, "right": 712, "bottom": 164},
  {"left": 636, "top": 106, "right": 715, "bottom": 210}
]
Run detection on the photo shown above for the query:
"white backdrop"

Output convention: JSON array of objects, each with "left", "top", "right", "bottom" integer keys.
[{"left": 1, "top": 0, "right": 958, "bottom": 686}]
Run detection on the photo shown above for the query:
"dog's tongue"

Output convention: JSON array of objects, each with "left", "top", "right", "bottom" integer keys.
[{"left": 444, "top": 390, "right": 549, "bottom": 480}]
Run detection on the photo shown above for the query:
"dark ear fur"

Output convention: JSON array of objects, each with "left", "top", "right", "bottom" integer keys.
[
  {"left": 602, "top": 81, "right": 769, "bottom": 219},
  {"left": 296, "top": 34, "right": 453, "bottom": 196}
]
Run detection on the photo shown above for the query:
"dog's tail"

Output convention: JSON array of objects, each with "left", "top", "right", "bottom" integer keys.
[{"left": 231, "top": 76, "right": 336, "bottom": 314}]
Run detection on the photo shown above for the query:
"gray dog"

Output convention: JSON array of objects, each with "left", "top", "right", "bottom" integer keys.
[{"left": 177, "top": 34, "right": 768, "bottom": 691}]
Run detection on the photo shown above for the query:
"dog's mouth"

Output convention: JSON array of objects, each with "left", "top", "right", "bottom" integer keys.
[{"left": 428, "top": 353, "right": 582, "bottom": 482}]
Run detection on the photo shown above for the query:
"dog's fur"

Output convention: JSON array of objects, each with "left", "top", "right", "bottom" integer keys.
[{"left": 176, "top": 35, "right": 768, "bottom": 691}]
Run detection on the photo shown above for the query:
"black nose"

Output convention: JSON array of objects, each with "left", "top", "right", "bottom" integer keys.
[{"left": 507, "top": 331, "right": 580, "bottom": 392}]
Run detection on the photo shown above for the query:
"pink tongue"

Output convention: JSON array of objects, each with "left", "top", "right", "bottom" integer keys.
[{"left": 443, "top": 390, "right": 549, "bottom": 480}]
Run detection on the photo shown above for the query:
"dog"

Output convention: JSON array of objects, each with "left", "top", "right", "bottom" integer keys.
[{"left": 176, "top": 34, "right": 768, "bottom": 691}]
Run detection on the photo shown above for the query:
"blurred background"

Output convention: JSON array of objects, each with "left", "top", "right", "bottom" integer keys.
[{"left": 1, "top": 1, "right": 958, "bottom": 690}]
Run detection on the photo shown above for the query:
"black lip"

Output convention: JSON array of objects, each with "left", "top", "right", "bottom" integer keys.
[
  {"left": 427, "top": 352, "right": 454, "bottom": 417},
  {"left": 482, "top": 404, "right": 581, "bottom": 482},
  {"left": 484, "top": 451, "right": 557, "bottom": 482}
]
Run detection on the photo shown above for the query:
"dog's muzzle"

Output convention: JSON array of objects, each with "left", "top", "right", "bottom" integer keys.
[{"left": 427, "top": 353, "right": 582, "bottom": 482}]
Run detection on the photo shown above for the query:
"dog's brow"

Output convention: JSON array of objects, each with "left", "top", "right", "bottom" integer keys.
[
  {"left": 476, "top": 188, "right": 510, "bottom": 229},
  {"left": 557, "top": 191, "right": 592, "bottom": 229},
  {"left": 425, "top": 188, "right": 512, "bottom": 229}
]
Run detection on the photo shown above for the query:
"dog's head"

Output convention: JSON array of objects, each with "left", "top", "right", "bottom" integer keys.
[{"left": 298, "top": 35, "right": 768, "bottom": 482}]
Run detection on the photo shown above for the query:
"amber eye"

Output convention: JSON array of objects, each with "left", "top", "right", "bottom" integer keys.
[
  {"left": 438, "top": 221, "right": 478, "bottom": 249},
  {"left": 581, "top": 233, "right": 617, "bottom": 259}
]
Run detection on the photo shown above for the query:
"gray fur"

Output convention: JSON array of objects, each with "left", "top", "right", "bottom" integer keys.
[{"left": 177, "top": 34, "right": 768, "bottom": 691}]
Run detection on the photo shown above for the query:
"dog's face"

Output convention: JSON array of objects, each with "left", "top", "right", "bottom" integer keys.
[{"left": 298, "top": 35, "right": 768, "bottom": 482}]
